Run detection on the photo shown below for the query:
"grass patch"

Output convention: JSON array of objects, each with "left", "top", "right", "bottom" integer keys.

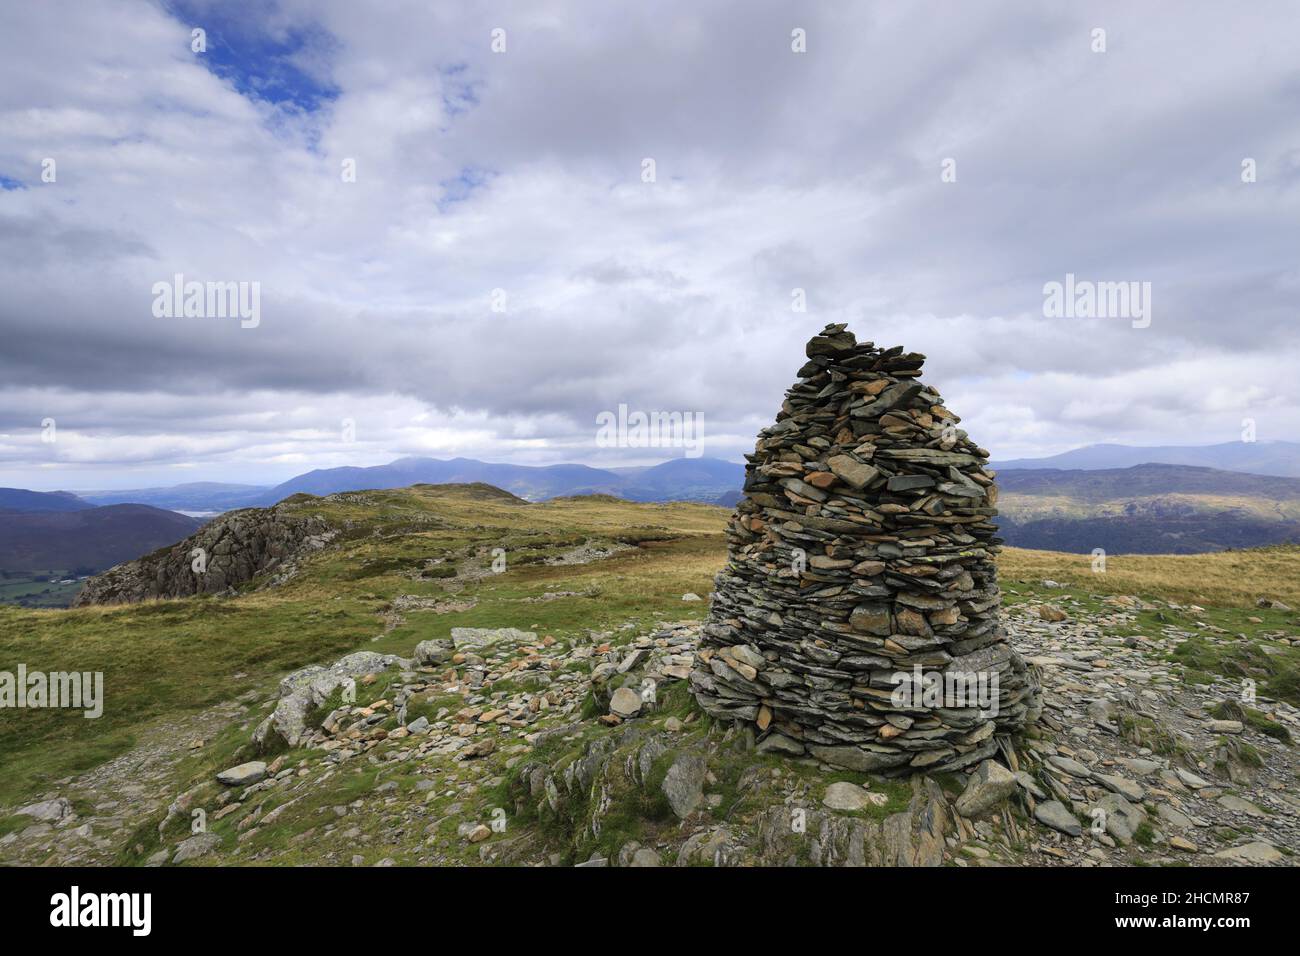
[{"left": 1210, "top": 700, "right": 1292, "bottom": 743}]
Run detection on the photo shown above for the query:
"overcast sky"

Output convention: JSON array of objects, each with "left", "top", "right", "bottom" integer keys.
[{"left": 1, "top": 0, "right": 1297, "bottom": 491}]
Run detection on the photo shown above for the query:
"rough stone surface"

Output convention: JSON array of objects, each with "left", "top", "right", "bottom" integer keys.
[
  {"left": 16, "top": 797, "right": 72, "bottom": 823},
  {"left": 609, "top": 687, "right": 642, "bottom": 718},
  {"left": 215, "top": 761, "right": 267, "bottom": 787},
  {"left": 1034, "top": 800, "right": 1082, "bottom": 836},
  {"left": 1214, "top": 841, "right": 1283, "bottom": 865},
  {"left": 954, "top": 759, "right": 1017, "bottom": 818},
  {"left": 661, "top": 754, "right": 707, "bottom": 819},
  {"left": 172, "top": 832, "right": 222, "bottom": 863},
  {"left": 74, "top": 504, "right": 333, "bottom": 606},
  {"left": 690, "top": 325, "right": 1039, "bottom": 773},
  {"left": 823, "top": 781, "right": 873, "bottom": 811},
  {"left": 252, "top": 651, "right": 405, "bottom": 750},
  {"left": 451, "top": 627, "right": 536, "bottom": 648},
  {"left": 413, "top": 639, "right": 453, "bottom": 666},
  {"left": 1094, "top": 792, "right": 1147, "bottom": 845}
]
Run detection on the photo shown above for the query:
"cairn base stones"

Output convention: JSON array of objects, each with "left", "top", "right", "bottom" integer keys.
[{"left": 691, "top": 324, "right": 1040, "bottom": 774}]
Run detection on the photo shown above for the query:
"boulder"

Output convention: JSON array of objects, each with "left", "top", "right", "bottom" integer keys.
[
  {"left": 216, "top": 761, "right": 268, "bottom": 787},
  {"left": 172, "top": 832, "right": 222, "bottom": 864},
  {"left": 252, "top": 651, "right": 404, "bottom": 750},
  {"left": 822, "top": 781, "right": 872, "bottom": 812},
  {"left": 954, "top": 759, "right": 1017, "bottom": 819},
  {"left": 661, "top": 754, "right": 707, "bottom": 818},
  {"left": 609, "top": 687, "right": 642, "bottom": 718},
  {"left": 15, "top": 797, "right": 72, "bottom": 823},
  {"left": 413, "top": 639, "right": 453, "bottom": 666}
]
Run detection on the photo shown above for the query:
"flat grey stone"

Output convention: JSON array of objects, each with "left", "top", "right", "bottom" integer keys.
[
  {"left": 216, "top": 761, "right": 267, "bottom": 787},
  {"left": 823, "top": 781, "right": 872, "bottom": 812},
  {"left": 1214, "top": 842, "right": 1282, "bottom": 865},
  {"left": 1118, "top": 757, "right": 1162, "bottom": 776},
  {"left": 1217, "top": 794, "right": 1265, "bottom": 817},
  {"left": 756, "top": 733, "right": 805, "bottom": 756},
  {"left": 1095, "top": 773, "right": 1145, "bottom": 802},
  {"left": 406, "top": 715, "right": 430, "bottom": 735},
  {"left": 15, "top": 797, "right": 72, "bottom": 822},
  {"left": 1047, "top": 754, "right": 1091, "bottom": 778},
  {"left": 1034, "top": 800, "right": 1082, "bottom": 836},
  {"left": 1176, "top": 768, "right": 1211, "bottom": 789},
  {"left": 808, "top": 744, "right": 910, "bottom": 772},
  {"left": 172, "top": 832, "right": 222, "bottom": 863},
  {"left": 1094, "top": 792, "right": 1147, "bottom": 844},
  {"left": 609, "top": 687, "right": 642, "bottom": 718}
]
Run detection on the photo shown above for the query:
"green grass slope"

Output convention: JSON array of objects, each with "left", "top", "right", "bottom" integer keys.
[
  {"left": 0, "top": 485, "right": 725, "bottom": 808},
  {"left": 4, "top": 482, "right": 1298, "bottom": 835}
]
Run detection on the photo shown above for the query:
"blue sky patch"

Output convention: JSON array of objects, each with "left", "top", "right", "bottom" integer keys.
[
  {"left": 439, "top": 63, "right": 482, "bottom": 121},
  {"left": 438, "top": 166, "right": 496, "bottom": 212},
  {"left": 166, "top": 1, "right": 340, "bottom": 113}
]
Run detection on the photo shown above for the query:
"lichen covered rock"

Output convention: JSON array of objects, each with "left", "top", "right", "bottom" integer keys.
[{"left": 72, "top": 503, "right": 334, "bottom": 606}]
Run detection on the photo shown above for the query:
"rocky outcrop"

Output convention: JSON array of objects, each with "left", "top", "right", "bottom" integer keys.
[
  {"left": 252, "top": 651, "right": 407, "bottom": 751},
  {"left": 754, "top": 775, "right": 950, "bottom": 866},
  {"left": 691, "top": 324, "right": 1040, "bottom": 773},
  {"left": 72, "top": 503, "right": 335, "bottom": 606}
]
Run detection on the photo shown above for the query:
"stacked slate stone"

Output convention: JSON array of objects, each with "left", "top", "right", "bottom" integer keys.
[{"left": 691, "top": 323, "right": 1039, "bottom": 774}]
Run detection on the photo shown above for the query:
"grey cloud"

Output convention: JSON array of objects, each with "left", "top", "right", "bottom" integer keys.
[{"left": 0, "top": 0, "right": 1297, "bottom": 486}]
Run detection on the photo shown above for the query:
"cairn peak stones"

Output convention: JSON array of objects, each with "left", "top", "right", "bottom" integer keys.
[{"left": 690, "top": 324, "right": 1040, "bottom": 774}]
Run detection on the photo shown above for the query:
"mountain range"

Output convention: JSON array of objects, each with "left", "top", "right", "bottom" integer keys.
[
  {"left": 68, "top": 456, "right": 748, "bottom": 511},
  {"left": 79, "top": 481, "right": 268, "bottom": 513},
  {"left": 252, "top": 455, "right": 748, "bottom": 506},
  {"left": 5, "top": 446, "right": 1300, "bottom": 603},
  {"left": 995, "top": 463, "right": 1300, "bottom": 554},
  {"left": 57, "top": 441, "right": 1300, "bottom": 515},
  {"left": 992, "top": 440, "right": 1300, "bottom": 477},
  {"left": 0, "top": 487, "right": 95, "bottom": 512}
]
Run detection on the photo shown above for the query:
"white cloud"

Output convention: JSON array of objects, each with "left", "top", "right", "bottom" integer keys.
[{"left": 1, "top": 0, "right": 1297, "bottom": 489}]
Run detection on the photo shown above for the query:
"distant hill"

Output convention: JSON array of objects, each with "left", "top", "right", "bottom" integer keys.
[
  {"left": 998, "top": 513, "right": 1300, "bottom": 555},
  {"left": 715, "top": 489, "right": 743, "bottom": 508},
  {"left": 614, "top": 458, "right": 745, "bottom": 502},
  {"left": 79, "top": 481, "right": 268, "bottom": 512},
  {"left": 992, "top": 440, "right": 1300, "bottom": 478},
  {"left": 996, "top": 463, "right": 1300, "bottom": 554},
  {"left": 253, "top": 456, "right": 744, "bottom": 506},
  {"left": 998, "top": 463, "right": 1300, "bottom": 503},
  {"left": 0, "top": 488, "right": 93, "bottom": 512},
  {"left": 253, "top": 457, "right": 625, "bottom": 505},
  {"left": 0, "top": 504, "right": 203, "bottom": 573}
]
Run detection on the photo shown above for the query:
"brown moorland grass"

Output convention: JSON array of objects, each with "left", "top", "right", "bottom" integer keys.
[{"left": 997, "top": 544, "right": 1300, "bottom": 608}]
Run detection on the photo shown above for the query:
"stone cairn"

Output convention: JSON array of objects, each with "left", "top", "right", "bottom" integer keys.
[{"left": 691, "top": 324, "right": 1039, "bottom": 774}]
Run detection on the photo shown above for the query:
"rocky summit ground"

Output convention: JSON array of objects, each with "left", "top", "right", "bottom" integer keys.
[{"left": 1, "top": 487, "right": 1298, "bottom": 867}]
